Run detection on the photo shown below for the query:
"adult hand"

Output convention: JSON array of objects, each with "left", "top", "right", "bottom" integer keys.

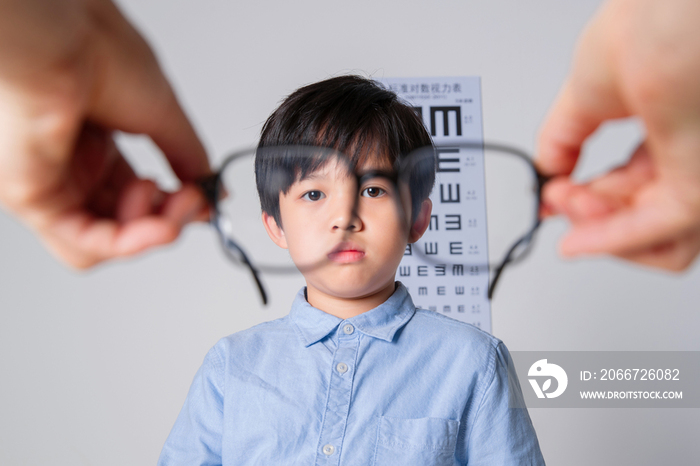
[
  {"left": 537, "top": 0, "right": 700, "bottom": 271},
  {"left": 0, "top": 0, "right": 210, "bottom": 268}
]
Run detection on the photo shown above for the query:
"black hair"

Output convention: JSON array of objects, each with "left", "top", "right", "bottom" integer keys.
[{"left": 255, "top": 75, "right": 435, "bottom": 225}]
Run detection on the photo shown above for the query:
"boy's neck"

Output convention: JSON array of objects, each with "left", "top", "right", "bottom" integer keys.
[{"left": 305, "top": 280, "right": 397, "bottom": 320}]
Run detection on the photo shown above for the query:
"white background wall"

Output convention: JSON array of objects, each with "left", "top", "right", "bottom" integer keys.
[{"left": 1, "top": 0, "right": 699, "bottom": 464}]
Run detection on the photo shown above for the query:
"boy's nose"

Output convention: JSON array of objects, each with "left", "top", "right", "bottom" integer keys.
[{"left": 331, "top": 198, "right": 363, "bottom": 232}]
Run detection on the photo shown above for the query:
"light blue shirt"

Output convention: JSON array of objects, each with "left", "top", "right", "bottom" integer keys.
[{"left": 159, "top": 283, "right": 544, "bottom": 465}]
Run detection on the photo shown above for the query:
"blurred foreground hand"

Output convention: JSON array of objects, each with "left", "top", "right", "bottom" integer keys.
[
  {"left": 0, "top": 0, "right": 210, "bottom": 268},
  {"left": 537, "top": 0, "right": 700, "bottom": 271}
]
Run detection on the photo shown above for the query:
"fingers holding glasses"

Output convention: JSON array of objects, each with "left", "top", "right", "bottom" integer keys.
[
  {"left": 31, "top": 124, "right": 208, "bottom": 269},
  {"left": 0, "top": 0, "right": 212, "bottom": 268},
  {"left": 542, "top": 143, "right": 700, "bottom": 270},
  {"left": 541, "top": 143, "right": 655, "bottom": 222},
  {"left": 39, "top": 184, "right": 208, "bottom": 269}
]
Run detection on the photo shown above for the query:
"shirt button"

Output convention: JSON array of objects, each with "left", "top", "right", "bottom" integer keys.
[
  {"left": 336, "top": 362, "right": 348, "bottom": 374},
  {"left": 322, "top": 444, "right": 335, "bottom": 456},
  {"left": 343, "top": 324, "right": 355, "bottom": 335}
]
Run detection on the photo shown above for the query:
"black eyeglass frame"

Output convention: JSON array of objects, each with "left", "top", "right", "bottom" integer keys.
[{"left": 197, "top": 142, "right": 550, "bottom": 305}]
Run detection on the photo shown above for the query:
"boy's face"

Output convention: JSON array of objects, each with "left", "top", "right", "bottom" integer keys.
[{"left": 262, "top": 156, "right": 430, "bottom": 303}]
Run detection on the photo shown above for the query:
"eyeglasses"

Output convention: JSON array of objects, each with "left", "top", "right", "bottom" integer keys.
[{"left": 197, "top": 142, "right": 549, "bottom": 305}]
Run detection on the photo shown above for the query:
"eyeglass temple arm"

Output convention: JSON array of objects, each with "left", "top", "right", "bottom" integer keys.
[
  {"left": 487, "top": 154, "right": 551, "bottom": 300},
  {"left": 487, "top": 219, "right": 542, "bottom": 300},
  {"left": 219, "top": 232, "right": 269, "bottom": 306},
  {"left": 197, "top": 173, "right": 270, "bottom": 306}
]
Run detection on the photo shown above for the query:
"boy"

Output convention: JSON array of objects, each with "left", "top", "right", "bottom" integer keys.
[{"left": 159, "top": 75, "right": 545, "bottom": 465}]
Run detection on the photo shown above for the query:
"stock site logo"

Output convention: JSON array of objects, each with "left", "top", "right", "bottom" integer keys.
[{"left": 528, "top": 359, "right": 568, "bottom": 399}]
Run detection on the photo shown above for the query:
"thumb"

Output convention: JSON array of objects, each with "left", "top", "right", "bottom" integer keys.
[
  {"left": 85, "top": 0, "right": 210, "bottom": 183},
  {"left": 536, "top": 9, "right": 628, "bottom": 178}
]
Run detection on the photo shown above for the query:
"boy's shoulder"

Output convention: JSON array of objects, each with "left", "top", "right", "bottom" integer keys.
[
  {"left": 208, "top": 315, "right": 295, "bottom": 361},
  {"left": 404, "top": 307, "right": 511, "bottom": 383},
  {"left": 409, "top": 306, "right": 501, "bottom": 348}
]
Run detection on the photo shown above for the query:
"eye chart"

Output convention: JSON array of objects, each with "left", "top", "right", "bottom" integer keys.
[{"left": 381, "top": 77, "right": 491, "bottom": 333}]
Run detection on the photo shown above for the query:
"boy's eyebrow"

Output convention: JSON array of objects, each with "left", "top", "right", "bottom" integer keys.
[
  {"left": 299, "top": 172, "right": 325, "bottom": 181},
  {"left": 295, "top": 163, "right": 398, "bottom": 184},
  {"left": 356, "top": 168, "right": 398, "bottom": 183},
  {"left": 297, "top": 160, "right": 354, "bottom": 182}
]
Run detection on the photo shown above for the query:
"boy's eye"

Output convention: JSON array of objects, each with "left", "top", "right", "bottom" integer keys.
[
  {"left": 361, "top": 187, "right": 386, "bottom": 198},
  {"left": 302, "top": 190, "right": 325, "bottom": 201}
]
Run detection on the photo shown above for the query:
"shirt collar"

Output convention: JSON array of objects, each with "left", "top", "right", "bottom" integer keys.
[{"left": 289, "top": 282, "right": 416, "bottom": 347}]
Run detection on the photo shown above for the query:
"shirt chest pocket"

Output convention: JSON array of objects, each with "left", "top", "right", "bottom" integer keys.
[{"left": 372, "top": 416, "right": 460, "bottom": 466}]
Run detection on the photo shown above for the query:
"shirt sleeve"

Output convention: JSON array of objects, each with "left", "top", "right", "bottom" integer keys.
[
  {"left": 463, "top": 341, "right": 546, "bottom": 466},
  {"left": 158, "top": 345, "right": 224, "bottom": 466}
]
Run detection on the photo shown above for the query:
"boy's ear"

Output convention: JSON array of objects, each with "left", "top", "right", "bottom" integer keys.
[
  {"left": 408, "top": 199, "right": 432, "bottom": 243},
  {"left": 262, "top": 212, "right": 288, "bottom": 249}
]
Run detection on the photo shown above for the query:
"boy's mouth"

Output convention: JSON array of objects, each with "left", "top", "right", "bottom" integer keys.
[{"left": 328, "top": 242, "right": 365, "bottom": 263}]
